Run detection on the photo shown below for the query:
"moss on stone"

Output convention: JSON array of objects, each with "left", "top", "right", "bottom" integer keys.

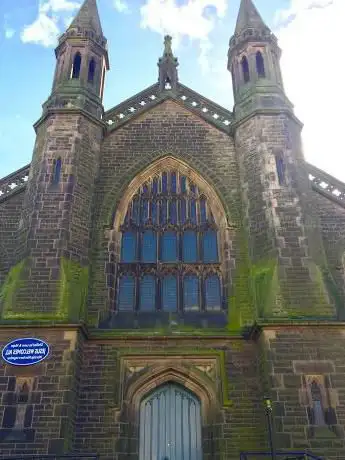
[
  {"left": 0, "top": 257, "right": 88, "bottom": 323},
  {"left": 251, "top": 258, "right": 280, "bottom": 319}
]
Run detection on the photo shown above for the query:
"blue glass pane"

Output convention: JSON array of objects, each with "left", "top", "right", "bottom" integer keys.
[
  {"left": 132, "top": 198, "right": 139, "bottom": 224},
  {"left": 190, "top": 200, "right": 197, "bottom": 223},
  {"left": 171, "top": 172, "right": 177, "bottom": 193},
  {"left": 203, "top": 230, "right": 218, "bottom": 262},
  {"left": 141, "top": 230, "right": 157, "bottom": 262},
  {"left": 140, "top": 275, "right": 156, "bottom": 311},
  {"left": 162, "top": 172, "right": 168, "bottom": 193},
  {"left": 142, "top": 182, "right": 149, "bottom": 194},
  {"left": 121, "top": 232, "right": 136, "bottom": 262},
  {"left": 200, "top": 199, "right": 207, "bottom": 223},
  {"left": 141, "top": 199, "right": 149, "bottom": 223},
  {"left": 53, "top": 158, "right": 62, "bottom": 183},
  {"left": 152, "top": 177, "right": 158, "bottom": 194},
  {"left": 180, "top": 199, "right": 186, "bottom": 224},
  {"left": 160, "top": 199, "right": 167, "bottom": 224},
  {"left": 183, "top": 231, "right": 197, "bottom": 262},
  {"left": 170, "top": 200, "right": 177, "bottom": 224},
  {"left": 151, "top": 201, "right": 157, "bottom": 224},
  {"left": 181, "top": 176, "right": 187, "bottom": 193},
  {"left": 183, "top": 275, "right": 199, "bottom": 311},
  {"left": 162, "top": 275, "right": 177, "bottom": 311},
  {"left": 118, "top": 275, "right": 135, "bottom": 311},
  {"left": 162, "top": 231, "right": 178, "bottom": 262},
  {"left": 205, "top": 275, "right": 221, "bottom": 310}
]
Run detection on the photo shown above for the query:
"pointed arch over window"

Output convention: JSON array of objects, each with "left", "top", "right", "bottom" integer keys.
[
  {"left": 256, "top": 51, "right": 265, "bottom": 78},
  {"left": 241, "top": 55, "right": 250, "bottom": 83},
  {"left": 71, "top": 52, "right": 82, "bottom": 79},
  {"left": 52, "top": 157, "right": 62, "bottom": 184},
  {"left": 88, "top": 58, "right": 96, "bottom": 82},
  {"left": 113, "top": 157, "right": 228, "bottom": 313}
]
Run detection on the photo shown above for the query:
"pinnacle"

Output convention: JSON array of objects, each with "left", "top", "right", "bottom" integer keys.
[
  {"left": 235, "top": 0, "right": 269, "bottom": 34},
  {"left": 69, "top": 0, "right": 103, "bottom": 36}
]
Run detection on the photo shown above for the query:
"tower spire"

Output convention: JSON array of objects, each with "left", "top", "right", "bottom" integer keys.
[
  {"left": 158, "top": 35, "right": 179, "bottom": 91},
  {"left": 235, "top": 0, "right": 269, "bottom": 35},
  {"left": 68, "top": 0, "right": 103, "bottom": 36}
]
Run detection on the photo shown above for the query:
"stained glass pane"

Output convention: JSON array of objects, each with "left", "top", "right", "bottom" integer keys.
[
  {"left": 162, "top": 231, "right": 178, "bottom": 262},
  {"left": 121, "top": 232, "right": 136, "bottom": 262},
  {"left": 142, "top": 182, "right": 149, "bottom": 194},
  {"left": 152, "top": 177, "right": 158, "bottom": 194},
  {"left": 141, "top": 230, "right": 157, "bottom": 262},
  {"left": 132, "top": 197, "right": 139, "bottom": 224},
  {"left": 190, "top": 200, "right": 197, "bottom": 224},
  {"left": 170, "top": 200, "right": 177, "bottom": 224},
  {"left": 171, "top": 172, "right": 177, "bottom": 193},
  {"left": 162, "top": 172, "right": 168, "bottom": 193},
  {"left": 160, "top": 199, "right": 167, "bottom": 224},
  {"left": 200, "top": 199, "right": 207, "bottom": 224},
  {"left": 141, "top": 199, "right": 149, "bottom": 223},
  {"left": 162, "top": 275, "right": 177, "bottom": 311},
  {"left": 118, "top": 275, "right": 135, "bottom": 311},
  {"left": 180, "top": 199, "right": 187, "bottom": 224},
  {"left": 151, "top": 201, "right": 157, "bottom": 224},
  {"left": 183, "top": 275, "right": 199, "bottom": 310},
  {"left": 140, "top": 275, "right": 156, "bottom": 311},
  {"left": 183, "top": 231, "right": 197, "bottom": 262},
  {"left": 205, "top": 275, "right": 221, "bottom": 310},
  {"left": 190, "top": 183, "right": 196, "bottom": 194},
  {"left": 181, "top": 176, "right": 187, "bottom": 193},
  {"left": 203, "top": 230, "right": 218, "bottom": 262}
]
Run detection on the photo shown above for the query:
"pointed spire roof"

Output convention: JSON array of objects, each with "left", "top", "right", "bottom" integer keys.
[
  {"left": 235, "top": 0, "right": 269, "bottom": 34},
  {"left": 69, "top": 0, "right": 103, "bottom": 36}
]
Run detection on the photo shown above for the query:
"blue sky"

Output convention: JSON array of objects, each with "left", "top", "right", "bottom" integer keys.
[{"left": 0, "top": 0, "right": 343, "bottom": 181}]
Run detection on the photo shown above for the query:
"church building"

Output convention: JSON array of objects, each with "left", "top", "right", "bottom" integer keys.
[{"left": 1, "top": 0, "right": 345, "bottom": 458}]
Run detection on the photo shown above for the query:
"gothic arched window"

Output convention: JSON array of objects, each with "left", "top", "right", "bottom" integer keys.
[
  {"left": 115, "top": 169, "right": 223, "bottom": 312},
  {"left": 310, "top": 381, "right": 326, "bottom": 426},
  {"left": 88, "top": 58, "right": 96, "bottom": 82},
  {"left": 241, "top": 55, "right": 250, "bottom": 83},
  {"left": 256, "top": 51, "right": 265, "bottom": 78},
  {"left": 52, "top": 157, "right": 62, "bottom": 184},
  {"left": 71, "top": 52, "right": 82, "bottom": 79}
]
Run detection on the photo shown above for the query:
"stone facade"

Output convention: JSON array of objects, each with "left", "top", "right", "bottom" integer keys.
[{"left": 1, "top": 0, "right": 345, "bottom": 459}]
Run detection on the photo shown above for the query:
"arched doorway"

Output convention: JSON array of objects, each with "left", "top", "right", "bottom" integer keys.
[{"left": 139, "top": 383, "right": 202, "bottom": 460}]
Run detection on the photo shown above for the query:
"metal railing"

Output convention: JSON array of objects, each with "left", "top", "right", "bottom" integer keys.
[{"left": 239, "top": 451, "right": 324, "bottom": 460}]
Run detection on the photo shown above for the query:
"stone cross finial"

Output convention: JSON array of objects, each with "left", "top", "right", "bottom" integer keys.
[
  {"left": 158, "top": 35, "right": 179, "bottom": 91},
  {"left": 164, "top": 35, "right": 173, "bottom": 55}
]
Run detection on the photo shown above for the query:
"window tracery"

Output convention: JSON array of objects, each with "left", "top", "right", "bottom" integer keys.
[{"left": 115, "top": 169, "right": 223, "bottom": 313}]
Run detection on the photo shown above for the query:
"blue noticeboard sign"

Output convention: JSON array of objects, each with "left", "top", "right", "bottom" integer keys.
[{"left": 1, "top": 338, "right": 49, "bottom": 366}]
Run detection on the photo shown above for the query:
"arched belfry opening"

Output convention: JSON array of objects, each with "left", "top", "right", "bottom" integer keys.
[
  {"left": 109, "top": 157, "right": 230, "bottom": 316},
  {"left": 139, "top": 383, "right": 202, "bottom": 460}
]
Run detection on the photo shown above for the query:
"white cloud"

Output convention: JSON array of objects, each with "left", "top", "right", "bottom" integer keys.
[
  {"left": 275, "top": 0, "right": 345, "bottom": 181},
  {"left": 4, "top": 27, "right": 15, "bottom": 39},
  {"left": 113, "top": 0, "right": 130, "bottom": 14},
  {"left": 21, "top": 0, "right": 81, "bottom": 47},
  {"left": 140, "top": 0, "right": 227, "bottom": 73}
]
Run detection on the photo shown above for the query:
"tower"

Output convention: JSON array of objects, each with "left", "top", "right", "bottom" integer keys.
[
  {"left": 229, "top": 0, "right": 334, "bottom": 318},
  {"left": 1, "top": 0, "right": 109, "bottom": 320}
]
